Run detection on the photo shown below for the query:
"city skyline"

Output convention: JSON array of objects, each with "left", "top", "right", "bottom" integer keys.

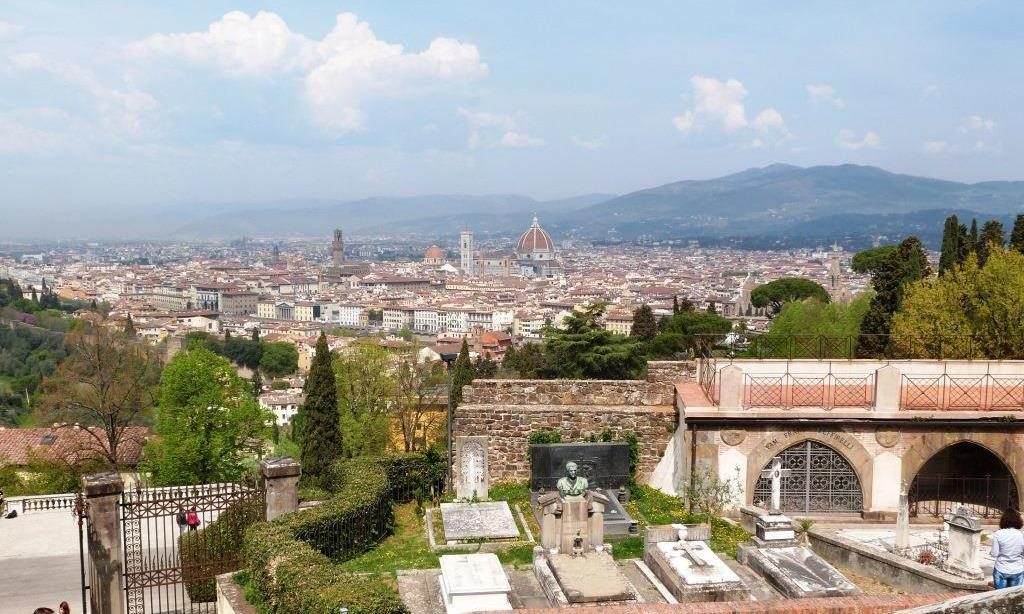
[{"left": 1, "top": 1, "right": 1022, "bottom": 223}]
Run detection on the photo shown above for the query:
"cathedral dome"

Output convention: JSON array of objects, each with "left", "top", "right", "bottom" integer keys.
[
  {"left": 516, "top": 215, "right": 555, "bottom": 255},
  {"left": 424, "top": 245, "right": 445, "bottom": 259}
]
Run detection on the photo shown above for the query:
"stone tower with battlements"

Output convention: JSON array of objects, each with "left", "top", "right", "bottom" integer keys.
[{"left": 332, "top": 228, "right": 344, "bottom": 267}]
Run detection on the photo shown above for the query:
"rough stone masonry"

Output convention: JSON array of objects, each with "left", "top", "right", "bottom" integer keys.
[{"left": 453, "top": 362, "right": 691, "bottom": 484}]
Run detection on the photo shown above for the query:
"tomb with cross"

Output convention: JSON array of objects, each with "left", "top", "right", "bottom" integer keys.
[
  {"left": 754, "top": 456, "right": 796, "bottom": 544},
  {"left": 759, "top": 456, "right": 793, "bottom": 514}
]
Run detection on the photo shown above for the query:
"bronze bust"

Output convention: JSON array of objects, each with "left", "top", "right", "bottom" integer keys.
[{"left": 556, "top": 461, "right": 589, "bottom": 497}]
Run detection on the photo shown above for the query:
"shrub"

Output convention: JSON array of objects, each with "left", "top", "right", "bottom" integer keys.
[
  {"left": 243, "top": 456, "right": 411, "bottom": 613},
  {"left": 528, "top": 429, "right": 563, "bottom": 445},
  {"left": 179, "top": 497, "right": 263, "bottom": 602}
]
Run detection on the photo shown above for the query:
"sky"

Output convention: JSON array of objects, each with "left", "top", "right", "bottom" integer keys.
[{"left": 1, "top": 1, "right": 1022, "bottom": 219}]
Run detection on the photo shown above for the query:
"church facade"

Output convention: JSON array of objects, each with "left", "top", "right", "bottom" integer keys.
[{"left": 459, "top": 215, "right": 563, "bottom": 278}]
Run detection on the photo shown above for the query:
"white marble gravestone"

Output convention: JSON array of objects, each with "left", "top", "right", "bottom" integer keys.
[
  {"left": 456, "top": 436, "right": 489, "bottom": 501},
  {"left": 438, "top": 553, "right": 513, "bottom": 614},
  {"left": 440, "top": 501, "right": 519, "bottom": 541}
]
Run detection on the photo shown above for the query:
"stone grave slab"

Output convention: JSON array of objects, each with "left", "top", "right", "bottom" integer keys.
[
  {"left": 547, "top": 551, "right": 635, "bottom": 603},
  {"left": 438, "top": 553, "right": 513, "bottom": 614},
  {"left": 645, "top": 541, "right": 748, "bottom": 602},
  {"left": 456, "top": 435, "right": 489, "bottom": 501},
  {"left": 440, "top": 502, "right": 519, "bottom": 541},
  {"left": 738, "top": 545, "right": 860, "bottom": 598}
]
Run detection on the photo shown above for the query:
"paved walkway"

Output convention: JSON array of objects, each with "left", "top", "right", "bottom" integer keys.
[{"left": 0, "top": 510, "right": 83, "bottom": 612}]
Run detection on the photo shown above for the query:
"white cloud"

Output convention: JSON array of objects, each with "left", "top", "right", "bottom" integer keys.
[
  {"left": 130, "top": 11, "right": 487, "bottom": 130},
  {"left": 673, "top": 75, "right": 790, "bottom": 144},
  {"left": 0, "top": 20, "right": 23, "bottom": 40},
  {"left": 835, "top": 129, "right": 881, "bottom": 150},
  {"left": 458, "top": 108, "right": 542, "bottom": 149},
  {"left": 571, "top": 135, "right": 607, "bottom": 150},
  {"left": 8, "top": 52, "right": 156, "bottom": 134},
  {"left": 959, "top": 115, "right": 995, "bottom": 133},
  {"left": 922, "top": 140, "right": 948, "bottom": 154},
  {"left": 805, "top": 83, "right": 844, "bottom": 108}
]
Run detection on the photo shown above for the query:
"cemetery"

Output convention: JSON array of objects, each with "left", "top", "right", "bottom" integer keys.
[{"left": 61, "top": 359, "right": 1024, "bottom": 613}]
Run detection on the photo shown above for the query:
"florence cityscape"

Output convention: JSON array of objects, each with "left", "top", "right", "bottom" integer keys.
[{"left": 2, "top": 3, "right": 1024, "bottom": 614}]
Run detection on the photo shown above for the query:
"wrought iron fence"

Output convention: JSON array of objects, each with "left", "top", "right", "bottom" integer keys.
[
  {"left": 698, "top": 356, "right": 719, "bottom": 402},
  {"left": 901, "top": 374, "right": 1024, "bottom": 411},
  {"left": 891, "top": 534, "right": 949, "bottom": 569},
  {"left": 694, "top": 333, "right": 1024, "bottom": 361},
  {"left": 908, "top": 475, "right": 1018, "bottom": 518},
  {"left": 743, "top": 373, "right": 875, "bottom": 409},
  {"left": 120, "top": 482, "right": 265, "bottom": 614}
]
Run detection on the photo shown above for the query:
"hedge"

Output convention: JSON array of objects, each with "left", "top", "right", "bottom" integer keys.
[
  {"left": 179, "top": 497, "right": 264, "bottom": 602},
  {"left": 241, "top": 455, "right": 444, "bottom": 614}
]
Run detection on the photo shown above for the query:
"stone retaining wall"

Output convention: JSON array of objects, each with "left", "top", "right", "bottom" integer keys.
[{"left": 454, "top": 404, "right": 676, "bottom": 483}]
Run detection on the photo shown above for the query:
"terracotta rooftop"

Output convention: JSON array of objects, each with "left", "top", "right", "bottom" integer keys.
[{"left": 0, "top": 425, "right": 148, "bottom": 466}]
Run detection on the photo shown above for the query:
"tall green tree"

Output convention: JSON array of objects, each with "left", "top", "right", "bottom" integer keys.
[
  {"left": 335, "top": 342, "right": 394, "bottom": 457},
  {"left": 630, "top": 304, "right": 658, "bottom": 341},
  {"left": 299, "top": 333, "right": 341, "bottom": 480},
  {"left": 1010, "top": 215, "right": 1024, "bottom": 254},
  {"left": 648, "top": 310, "right": 732, "bottom": 358},
  {"left": 145, "top": 349, "right": 271, "bottom": 486},
  {"left": 672, "top": 295, "right": 680, "bottom": 315},
  {"left": 851, "top": 245, "right": 898, "bottom": 275},
  {"left": 540, "top": 304, "right": 645, "bottom": 379},
  {"left": 251, "top": 368, "right": 263, "bottom": 398},
  {"left": 758, "top": 295, "right": 871, "bottom": 358},
  {"left": 259, "top": 341, "right": 298, "bottom": 378},
  {"left": 503, "top": 343, "right": 543, "bottom": 378},
  {"left": 977, "top": 219, "right": 1005, "bottom": 266},
  {"left": 938, "top": 215, "right": 962, "bottom": 275},
  {"left": 751, "top": 278, "right": 830, "bottom": 315},
  {"left": 450, "top": 339, "right": 475, "bottom": 406},
  {"left": 891, "top": 248, "right": 1024, "bottom": 359},
  {"left": 967, "top": 218, "right": 979, "bottom": 256},
  {"left": 251, "top": 327, "right": 260, "bottom": 343},
  {"left": 123, "top": 313, "right": 136, "bottom": 337},
  {"left": 857, "top": 236, "right": 930, "bottom": 357}
]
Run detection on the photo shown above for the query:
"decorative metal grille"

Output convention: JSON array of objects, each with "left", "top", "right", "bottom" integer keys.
[
  {"left": 743, "top": 373, "right": 874, "bottom": 409},
  {"left": 753, "top": 441, "right": 864, "bottom": 513},
  {"left": 698, "top": 357, "right": 719, "bottom": 402},
  {"left": 908, "top": 475, "right": 1018, "bottom": 518},
  {"left": 121, "top": 482, "right": 265, "bottom": 614},
  {"left": 901, "top": 375, "right": 1024, "bottom": 410}
]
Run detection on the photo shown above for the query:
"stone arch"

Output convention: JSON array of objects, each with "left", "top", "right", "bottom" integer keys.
[
  {"left": 901, "top": 431, "right": 1024, "bottom": 501},
  {"left": 745, "top": 430, "right": 874, "bottom": 511}
]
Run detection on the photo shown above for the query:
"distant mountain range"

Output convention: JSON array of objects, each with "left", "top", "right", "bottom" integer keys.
[
  {"left": 168, "top": 164, "right": 1024, "bottom": 247},
  {"left": 6, "top": 164, "right": 1022, "bottom": 246}
]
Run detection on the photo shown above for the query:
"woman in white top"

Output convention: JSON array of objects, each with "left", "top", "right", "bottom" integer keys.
[{"left": 990, "top": 507, "right": 1024, "bottom": 589}]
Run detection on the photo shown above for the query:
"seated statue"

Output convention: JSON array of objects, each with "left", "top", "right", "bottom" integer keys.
[{"left": 556, "top": 461, "right": 589, "bottom": 497}]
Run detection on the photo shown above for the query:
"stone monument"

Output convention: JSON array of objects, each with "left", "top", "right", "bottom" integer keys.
[
  {"left": 943, "top": 507, "right": 984, "bottom": 580},
  {"left": 456, "top": 435, "right": 489, "bottom": 501},
  {"left": 438, "top": 553, "right": 512, "bottom": 614},
  {"left": 895, "top": 482, "right": 910, "bottom": 550},
  {"left": 532, "top": 461, "right": 637, "bottom": 605},
  {"left": 644, "top": 524, "right": 748, "bottom": 602},
  {"left": 530, "top": 442, "right": 637, "bottom": 536}
]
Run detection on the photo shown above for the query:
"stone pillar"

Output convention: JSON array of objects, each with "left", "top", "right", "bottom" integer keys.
[
  {"left": 83, "top": 471, "right": 125, "bottom": 614},
  {"left": 589, "top": 497, "right": 606, "bottom": 549},
  {"left": 261, "top": 457, "right": 301, "bottom": 521},
  {"left": 874, "top": 364, "right": 902, "bottom": 412},
  {"left": 718, "top": 365, "right": 745, "bottom": 411}
]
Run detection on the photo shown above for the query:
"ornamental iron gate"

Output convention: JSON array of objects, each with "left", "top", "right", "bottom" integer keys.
[
  {"left": 909, "top": 475, "right": 1019, "bottom": 519},
  {"left": 753, "top": 441, "right": 864, "bottom": 513},
  {"left": 120, "top": 482, "right": 265, "bottom": 614}
]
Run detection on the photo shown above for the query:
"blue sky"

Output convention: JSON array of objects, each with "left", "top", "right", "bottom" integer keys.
[{"left": 1, "top": 1, "right": 1021, "bottom": 215}]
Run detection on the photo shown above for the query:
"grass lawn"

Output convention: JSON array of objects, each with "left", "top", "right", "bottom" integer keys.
[
  {"left": 338, "top": 502, "right": 470, "bottom": 574},
  {"left": 626, "top": 484, "right": 750, "bottom": 559}
]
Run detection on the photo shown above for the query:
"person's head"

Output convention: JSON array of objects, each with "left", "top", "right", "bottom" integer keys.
[
  {"left": 1000, "top": 507, "right": 1023, "bottom": 530},
  {"left": 33, "top": 608, "right": 55, "bottom": 614},
  {"left": 566, "top": 462, "right": 578, "bottom": 479},
  {"left": 59, "top": 602, "right": 70, "bottom": 614}
]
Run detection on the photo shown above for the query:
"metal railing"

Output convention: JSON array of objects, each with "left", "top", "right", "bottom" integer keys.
[
  {"left": 909, "top": 475, "right": 1017, "bottom": 518},
  {"left": 743, "top": 373, "right": 875, "bottom": 409},
  {"left": 697, "top": 356, "right": 719, "bottom": 403},
  {"left": 901, "top": 374, "right": 1024, "bottom": 410},
  {"left": 694, "top": 333, "right": 1024, "bottom": 361}
]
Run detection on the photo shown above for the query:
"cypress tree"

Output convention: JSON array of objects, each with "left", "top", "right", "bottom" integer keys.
[
  {"left": 251, "top": 368, "right": 263, "bottom": 398},
  {"left": 978, "top": 219, "right": 1005, "bottom": 266},
  {"left": 251, "top": 327, "right": 260, "bottom": 343},
  {"left": 672, "top": 295, "right": 680, "bottom": 315},
  {"left": 300, "top": 332, "right": 341, "bottom": 481},
  {"left": 124, "top": 314, "right": 136, "bottom": 337},
  {"left": 938, "top": 215, "right": 960, "bottom": 275},
  {"left": 224, "top": 329, "right": 231, "bottom": 341},
  {"left": 706, "top": 301, "right": 716, "bottom": 314},
  {"left": 1011, "top": 215, "right": 1024, "bottom": 254},
  {"left": 857, "top": 236, "right": 930, "bottom": 357},
  {"left": 450, "top": 339, "right": 475, "bottom": 406},
  {"left": 630, "top": 304, "right": 658, "bottom": 341},
  {"left": 967, "top": 218, "right": 979, "bottom": 257}
]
